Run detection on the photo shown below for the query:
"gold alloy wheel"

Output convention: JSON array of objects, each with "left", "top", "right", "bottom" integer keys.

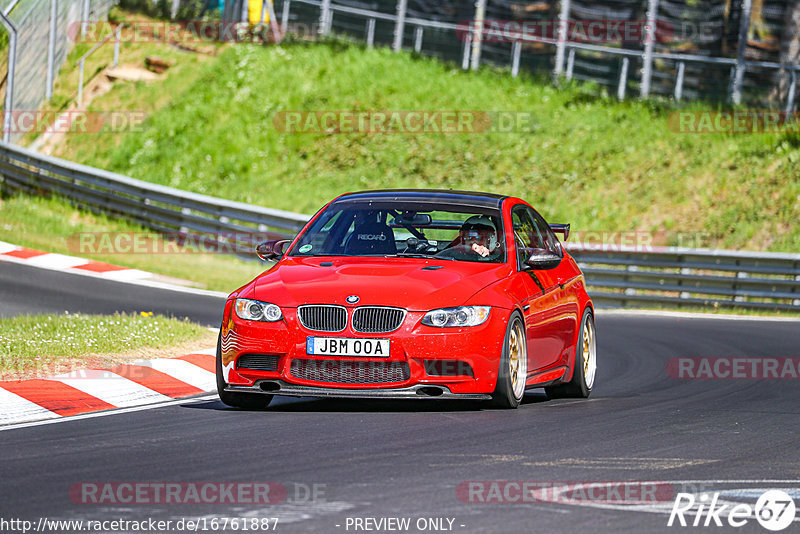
[
  {"left": 582, "top": 315, "right": 597, "bottom": 389},
  {"left": 508, "top": 320, "right": 528, "bottom": 399}
]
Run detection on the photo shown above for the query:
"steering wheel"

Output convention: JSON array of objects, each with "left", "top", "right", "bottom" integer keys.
[{"left": 403, "top": 237, "right": 436, "bottom": 254}]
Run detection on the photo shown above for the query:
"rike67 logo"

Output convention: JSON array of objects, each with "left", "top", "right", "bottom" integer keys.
[{"left": 668, "top": 490, "right": 796, "bottom": 531}]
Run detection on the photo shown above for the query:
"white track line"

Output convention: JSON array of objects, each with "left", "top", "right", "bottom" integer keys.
[
  {"left": 594, "top": 308, "right": 800, "bottom": 322},
  {"left": 100, "top": 269, "right": 152, "bottom": 281},
  {"left": 0, "top": 394, "right": 218, "bottom": 432}
]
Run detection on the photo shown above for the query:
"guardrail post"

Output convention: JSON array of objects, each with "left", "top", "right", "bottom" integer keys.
[
  {"left": 617, "top": 57, "right": 629, "bottom": 100},
  {"left": 366, "top": 18, "right": 375, "bottom": 47},
  {"left": 511, "top": 40, "right": 521, "bottom": 77},
  {"left": 78, "top": 59, "right": 85, "bottom": 107},
  {"left": 565, "top": 47, "right": 575, "bottom": 80},
  {"left": 46, "top": 0, "right": 57, "bottom": 100},
  {"left": 553, "top": 0, "right": 571, "bottom": 77},
  {"left": 392, "top": 0, "right": 407, "bottom": 52},
  {"left": 734, "top": 268, "right": 747, "bottom": 303},
  {"left": 640, "top": 0, "right": 660, "bottom": 97},
  {"left": 462, "top": 31, "right": 472, "bottom": 70},
  {"left": 785, "top": 70, "right": 796, "bottom": 113},
  {"left": 318, "top": 0, "right": 330, "bottom": 36},
  {"left": 731, "top": 0, "right": 752, "bottom": 104},
  {"left": 414, "top": 26, "right": 423, "bottom": 53},
  {"left": 674, "top": 61, "right": 685, "bottom": 102},
  {"left": 281, "top": 0, "right": 290, "bottom": 30},
  {"left": 679, "top": 266, "right": 690, "bottom": 300},
  {"left": 470, "top": 0, "right": 486, "bottom": 70},
  {"left": 113, "top": 26, "right": 120, "bottom": 68}
]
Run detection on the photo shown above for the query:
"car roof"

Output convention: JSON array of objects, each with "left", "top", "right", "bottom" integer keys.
[{"left": 334, "top": 189, "right": 508, "bottom": 210}]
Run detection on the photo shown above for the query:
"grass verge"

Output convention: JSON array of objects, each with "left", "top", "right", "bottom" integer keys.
[{"left": 0, "top": 312, "right": 217, "bottom": 380}]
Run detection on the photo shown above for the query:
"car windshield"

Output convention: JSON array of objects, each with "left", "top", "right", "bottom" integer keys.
[{"left": 288, "top": 201, "right": 506, "bottom": 263}]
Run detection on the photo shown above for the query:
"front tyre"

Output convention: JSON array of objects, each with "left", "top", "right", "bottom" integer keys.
[
  {"left": 216, "top": 334, "right": 273, "bottom": 409},
  {"left": 545, "top": 308, "right": 596, "bottom": 399},
  {"left": 491, "top": 313, "right": 528, "bottom": 408}
]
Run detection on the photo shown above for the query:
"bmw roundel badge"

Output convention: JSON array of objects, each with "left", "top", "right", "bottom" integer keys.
[{"left": 346, "top": 295, "right": 360, "bottom": 304}]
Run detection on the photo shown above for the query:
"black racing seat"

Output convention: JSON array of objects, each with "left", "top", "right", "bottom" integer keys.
[{"left": 343, "top": 222, "right": 396, "bottom": 255}]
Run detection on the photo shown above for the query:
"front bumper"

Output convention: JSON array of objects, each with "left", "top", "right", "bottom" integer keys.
[{"left": 220, "top": 305, "right": 509, "bottom": 395}]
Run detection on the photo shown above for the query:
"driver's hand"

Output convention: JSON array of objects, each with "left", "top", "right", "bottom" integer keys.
[{"left": 471, "top": 243, "right": 490, "bottom": 257}]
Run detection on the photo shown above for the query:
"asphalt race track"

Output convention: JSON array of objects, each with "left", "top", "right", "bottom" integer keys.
[
  {"left": 1, "top": 263, "right": 799, "bottom": 533},
  {"left": 0, "top": 261, "right": 224, "bottom": 325}
]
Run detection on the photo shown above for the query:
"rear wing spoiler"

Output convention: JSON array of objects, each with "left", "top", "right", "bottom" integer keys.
[{"left": 550, "top": 223, "right": 570, "bottom": 241}]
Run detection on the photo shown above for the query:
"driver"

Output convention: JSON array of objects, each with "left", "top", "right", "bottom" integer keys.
[{"left": 439, "top": 216, "right": 501, "bottom": 260}]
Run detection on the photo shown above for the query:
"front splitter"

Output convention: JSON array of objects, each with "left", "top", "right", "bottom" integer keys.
[{"left": 226, "top": 380, "right": 492, "bottom": 400}]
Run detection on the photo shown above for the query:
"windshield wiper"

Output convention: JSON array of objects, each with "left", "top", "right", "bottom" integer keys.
[{"left": 386, "top": 253, "right": 457, "bottom": 261}]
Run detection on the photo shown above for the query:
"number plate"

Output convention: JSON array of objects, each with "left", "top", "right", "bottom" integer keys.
[{"left": 306, "top": 337, "right": 390, "bottom": 357}]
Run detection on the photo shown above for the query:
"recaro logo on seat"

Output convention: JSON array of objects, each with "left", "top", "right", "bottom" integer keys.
[{"left": 357, "top": 234, "right": 386, "bottom": 241}]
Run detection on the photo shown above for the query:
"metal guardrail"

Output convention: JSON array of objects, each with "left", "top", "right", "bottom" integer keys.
[
  {"left": 566, "top": 245, "right": 800, "bottom": 311},
  {"left": 0, "top": 140, "right": 309, "bottom": 253},
  {"left": 0, "top": 139, "right": 798, "bottom": 311}
]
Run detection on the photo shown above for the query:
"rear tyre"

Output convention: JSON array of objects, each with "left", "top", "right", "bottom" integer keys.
[
  {"left": 545, "top": 308, "right": 596, "bottom": 399},
  {"left": 216, "top": 334, "right": 273, "bottom": 409},
  {"left": 491, "top": 313, "right": 528, "bottom": 409}
]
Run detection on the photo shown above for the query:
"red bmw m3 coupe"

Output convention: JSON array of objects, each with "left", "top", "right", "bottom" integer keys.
[{"left": 216, "top": 190, "right": 596, "bottom": 409}]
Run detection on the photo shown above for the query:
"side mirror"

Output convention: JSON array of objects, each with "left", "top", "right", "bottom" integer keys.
[
  {"left": 256, "top": 239, "right": 290, "bottom": 261},
  {"left": 524, "top": 249, "right": 562, "bottom": 270}
]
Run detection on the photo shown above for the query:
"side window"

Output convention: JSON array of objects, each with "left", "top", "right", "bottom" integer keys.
[
  {"left": 511, "top": 205, "right": 562, "bottom": 270},
  {"left": 530, "top": 209, "right": 563, "bottom": 258}
]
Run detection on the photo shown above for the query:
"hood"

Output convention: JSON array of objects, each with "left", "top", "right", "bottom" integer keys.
[{"left": 250, "top": 256, "right": 510, "bottom": 311}]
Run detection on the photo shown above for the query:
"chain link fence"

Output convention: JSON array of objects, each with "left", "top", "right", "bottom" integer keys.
[
  {"left": 272, "top": 0, "right": 800, "bottom": 108},
  {"left": 0, "top": 0, "right": 116, "bottom": 143}
]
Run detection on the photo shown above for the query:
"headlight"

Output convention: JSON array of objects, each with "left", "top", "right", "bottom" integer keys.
[
  {"left": 421, "top": 306, "right": 490, "bottom": 327},
  {"left": 234, "top": 298, "right": 283, "bottom": 322}
]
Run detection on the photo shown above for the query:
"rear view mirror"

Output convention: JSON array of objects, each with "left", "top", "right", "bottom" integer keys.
[
  {"left": 524, "top": 249, "right": 562, "bottom": 270},
  {"left": 393, "top": 212, "right": 432, "bottom": 226},
  {"left": 256, "top": 239, "right": 290, "bottom": 261}
]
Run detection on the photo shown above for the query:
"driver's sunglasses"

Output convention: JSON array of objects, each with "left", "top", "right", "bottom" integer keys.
[{"left": 464, "top": 230, "right": 488, "bottom": 242}]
